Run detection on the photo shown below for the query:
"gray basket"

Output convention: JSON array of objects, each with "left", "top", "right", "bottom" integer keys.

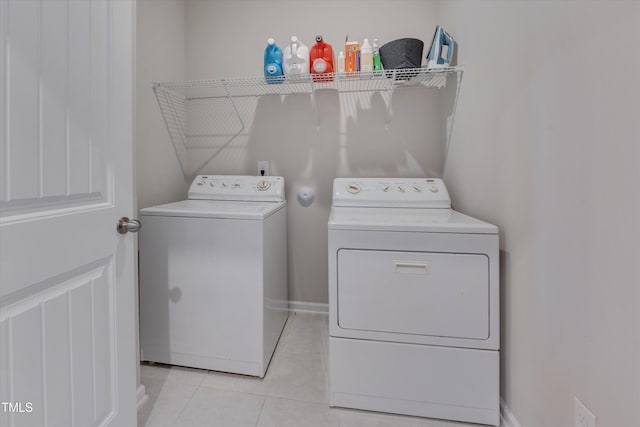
[{"left": 379, "top": 38, "right": 424, "bottom": 72}]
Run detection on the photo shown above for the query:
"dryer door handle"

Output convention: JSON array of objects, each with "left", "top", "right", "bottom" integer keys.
[{"left": 393, "top": 261, "right": 429, "bottom": 275}]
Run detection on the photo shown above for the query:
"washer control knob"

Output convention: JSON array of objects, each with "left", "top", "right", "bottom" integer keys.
[
  {"left": 430, "top": 185, "right": 438, "bottom": 193},
  {"left": 257, "top": 180, "right": 271, "bottom": 191},
  {"left": 383, "top": 186, "right": 390, "bottom": 192},
  {"left": 397, "top": 186, "right": 405, "bottom": 192},
  {"left": 413, "top": 185, "right": 422, "bottom": 192},
  {"left": 197, "top": 180, "right": 205, "bottom": 186},
  {"left": 347, "top": 184, "right": 361, "bottom": 194}
]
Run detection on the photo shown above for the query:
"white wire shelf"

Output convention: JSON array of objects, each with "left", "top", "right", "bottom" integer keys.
[
  {"left": 153, "top": 66, "right": 463, "bottom": 99},
  {"left": 153, "top": 66, "right": 463, "bottom": 178}
]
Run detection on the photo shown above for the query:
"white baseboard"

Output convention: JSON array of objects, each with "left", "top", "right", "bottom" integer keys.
[
  {"left": 288, "top": 300, "right": 328, "bottom": 314},
  {"left": 137, "top": 384, "right": 148, "bottom": 411},
  {"left": 500, "top": 398, "right": 522, "bottom": 427}
]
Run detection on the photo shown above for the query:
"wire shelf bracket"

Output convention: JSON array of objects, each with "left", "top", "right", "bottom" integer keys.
[{"left": 153, "top": 66, "right": 464, "bottom": 178}]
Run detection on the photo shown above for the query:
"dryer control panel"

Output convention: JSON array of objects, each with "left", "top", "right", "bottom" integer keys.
[
  {"left": 188, "top": 175, "right": 285, "bottom": 202},
  {"left": 332, "top": 178, "right": 451, "bottom": 208}
]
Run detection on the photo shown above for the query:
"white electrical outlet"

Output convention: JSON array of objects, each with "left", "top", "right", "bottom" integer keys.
[
  {"left": 258, "top": 160, "right": 270, "bottom": 176},
  {"left": 575, "top": 397, "right": 596, "bottom": 427}
]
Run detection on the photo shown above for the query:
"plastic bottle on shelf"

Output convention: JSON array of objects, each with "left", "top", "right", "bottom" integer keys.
[
  {"left": 264, "top": 38, "right": 284, "bottom": 84},
  {"left": 310, "top": 35, "right": 335, "bottom": 82},
  {"left": 373, "top": 38, "right": 382, "bottom": 72},
  {"left": 360, "top": 38, "right": 373, "bottom": 73},
  {"left": 337, "top": 51, "right": 345, "bottom": 74},
  {"left": 283, "top": 36, "right": 310, "bottom": 76}
]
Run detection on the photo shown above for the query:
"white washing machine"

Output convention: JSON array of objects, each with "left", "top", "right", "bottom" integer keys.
[
  {"left": 139, "top": 175, "right": 288, "bottom": 378},
  {"left": 328, "top": 178, "right": 500, "bottom": 426}
]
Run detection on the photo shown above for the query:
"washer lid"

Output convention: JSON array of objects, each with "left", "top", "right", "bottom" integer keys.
[
  {"left": 140, "top": 199, "right": 285, "bottom": 220},
  {"left": 328, "top": 207, "right": 498, "bottom": 234}
]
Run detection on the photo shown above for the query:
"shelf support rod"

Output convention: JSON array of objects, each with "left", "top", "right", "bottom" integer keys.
[
  {"left": 189, "top": 80, "right": 248, "bottom": 176},
  {"left": 191, "top": 126, "right": 245, "bottom": 176},
  {"left": 385, "top": 70, "right": 396, "bottom": 126},
  {"left": 444, "top": 69, "right": 465, "bottom": 157},
  {"left": 153, "top": 85, "right": 189, "bottom": 178},
  {"left": 222, "top": 79, "right": 247, "bottom": 133},
  {"left": 311, "top": 81, "right": 320, "bottom": 130}
]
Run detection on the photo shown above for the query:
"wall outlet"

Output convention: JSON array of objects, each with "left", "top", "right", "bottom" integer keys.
[
  {"left": 575, "top": 397, "right": 596, "bottom": 427},
  {"left": 258, "top": 160, "right": 269, "bottom": 176}
]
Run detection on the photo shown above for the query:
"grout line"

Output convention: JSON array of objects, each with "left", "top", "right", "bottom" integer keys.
[
  {"left": 260, "top": 394, "right": 330, "bottom": 407},
  {"left": 195, "top": 379, "right": 268, "bottom": 397},
  {"left": 253, "top": 394, "right": 268, "bottom": 427},
  {"left": 168, "top": 384, "right": 199, "bottom": 427},
  {"left": 264, "top": 392, "right": 330, "bottom": 407}
]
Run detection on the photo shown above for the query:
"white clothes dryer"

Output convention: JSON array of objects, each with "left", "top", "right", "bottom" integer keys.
[
  {"left": 139, "top": 175, "right": 288, "bottom": 377},
  {"left": 328, "top": 178, "right": 500, "bottom": 426}
]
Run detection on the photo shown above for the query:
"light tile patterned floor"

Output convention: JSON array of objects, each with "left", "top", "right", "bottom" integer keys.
[{"left": 138, "top": 312, "right": 485, "bottom": 427}]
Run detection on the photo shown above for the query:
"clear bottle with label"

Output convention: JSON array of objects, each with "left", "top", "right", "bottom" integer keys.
[{"left": 360, "top": 38, "right": 373, "bottom": 73}]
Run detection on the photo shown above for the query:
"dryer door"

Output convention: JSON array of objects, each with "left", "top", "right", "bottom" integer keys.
[{"left": 337, "top": 249, "right": 489, "bottom": 340}]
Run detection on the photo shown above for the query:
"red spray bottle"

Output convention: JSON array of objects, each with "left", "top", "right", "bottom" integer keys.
[{"left": 310, "top": 35, "right": 335, "bottom": 82}]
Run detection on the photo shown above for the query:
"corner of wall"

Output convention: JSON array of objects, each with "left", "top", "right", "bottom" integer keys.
[{"left": 500, "top": 398, "right": 522, "bottom": 427}]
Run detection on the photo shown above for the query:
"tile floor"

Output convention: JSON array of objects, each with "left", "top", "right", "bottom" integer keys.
[{"left": 138, "top": 312, "right": 487, "bottom": 427}]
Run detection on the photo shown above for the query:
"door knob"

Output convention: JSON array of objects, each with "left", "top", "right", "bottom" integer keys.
[{"left": 117, "top": 217, "right": 141, "bottom": 234}]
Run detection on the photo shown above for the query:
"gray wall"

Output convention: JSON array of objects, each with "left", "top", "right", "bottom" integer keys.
[
  {"left": 439, "top": 1, "right": 640, "bottom": 426},
  {"left": 135, "top": 1, "right": 640, "bottom": 425},
  {"left": 136, "top": 0, "right": 189, "bottom": 211},
  {"left": 135, "top": 0, "right": 189, "bottom": 400},
  {"left": 183, "top": 0, "right": 445, "bottom": 304}
]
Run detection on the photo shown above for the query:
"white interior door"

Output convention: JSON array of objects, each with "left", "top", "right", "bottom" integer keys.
[{"left": 0, "top": 1, "right": 136, "bottom": 426}]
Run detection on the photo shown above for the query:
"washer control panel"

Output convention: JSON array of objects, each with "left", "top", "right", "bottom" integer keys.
[
  {"left": 332, "top": 178, "right": 450, "bottom": 208},
  {"left": 188, "top": 175, "right": 285, "bottom": 202}
]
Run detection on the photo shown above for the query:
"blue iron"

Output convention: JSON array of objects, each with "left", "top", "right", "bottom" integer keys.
[{"left": 426, "top": 26, "right": 456, "bottom": 69}]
